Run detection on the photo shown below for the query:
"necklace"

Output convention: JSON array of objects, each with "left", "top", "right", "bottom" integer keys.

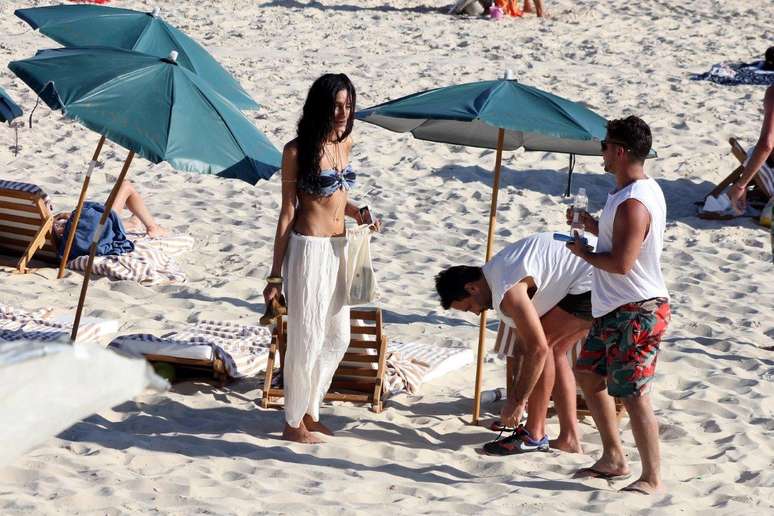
[{"left": 323, "top": 139, "right": 342, "bottom": 172}]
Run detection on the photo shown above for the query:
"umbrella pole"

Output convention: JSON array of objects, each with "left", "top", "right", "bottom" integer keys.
[
  {"left": 473, "top": 128, "right": 505, "bottom": 425},
  {"left": 70, "top": 150, "right": 135, "bottom": 342},
  {"left": 58, "top": 135, "right": 107, "bottom": 279}
]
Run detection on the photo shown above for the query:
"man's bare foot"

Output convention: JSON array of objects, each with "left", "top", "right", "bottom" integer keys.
[
  {"left": 621, "top": 479, "right": 664, "bottom": 495},
  {"left": 303, "top": 414, "right": 334, "bottom": 436},
  {"left": 574, "top": 459, "right": 630, "bottom": 479},
  {"left": 549, "top": 437, "right": 583, "bottom": 454},
  {"left": 283, "top": 422, "right": 325, "bottom": 444},
  {"left": 146, "top": 225, "right": 168, "bottom": 238}
]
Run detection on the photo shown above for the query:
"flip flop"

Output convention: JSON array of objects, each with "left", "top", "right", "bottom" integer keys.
[
  {"left": 620, "top": 485, "right": 652, "bottom": 495},
  {"left": 574, "top": 467, "right": 632, "bottom": 480}
]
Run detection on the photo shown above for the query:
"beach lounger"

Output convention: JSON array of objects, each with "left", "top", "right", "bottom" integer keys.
[
  {"left": 261, "top": 308, "right": 389, "bottom": 413},
  {"left": 0, "top": 303, "right": 119, "bottom": 344},
  {"left": 110, "top": 320, "right": 272, "bottom": 384},
  {"left": 704, "top": 137, "right": 774, "bottom": 203},
  {"left": 0, "top": 180, "right": 59, "bottom": 273}
]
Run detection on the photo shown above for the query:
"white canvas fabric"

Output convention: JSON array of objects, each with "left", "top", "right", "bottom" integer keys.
[
  {"left": 482, "top": 232, "right": 596, "bottom": 328},
  {"left": 592, "top": 178, "right": 669, "bottom": 317},
  {"left": 282, "top": 232, "right": 350, "bottom": 428}
]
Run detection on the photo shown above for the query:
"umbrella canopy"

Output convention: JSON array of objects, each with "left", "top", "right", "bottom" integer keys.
[
  {"left": 357, "top": 78, "right": 609, "bottom": 156},
  {"left": 0, "top": 86, "right": 23, "bottom": 123},
  {"left": 15, "top": 4, "right": 258, "bottom": 110},
  {"left": 8, "top": 47, "right": 281, "bottom": 184}
]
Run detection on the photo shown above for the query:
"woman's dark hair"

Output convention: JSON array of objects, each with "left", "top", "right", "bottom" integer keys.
[
  {"left": 296, "top": 73, "right": 356, "bottom": 192},
  {"left": 435, "top": 266, "right": 483, "bottom": 309},
  {"left": 606, "top": 115, "right": 652, "bottom": 162},
  {"left": 764, "top": 46, "right": 774, "bottom": 71}
]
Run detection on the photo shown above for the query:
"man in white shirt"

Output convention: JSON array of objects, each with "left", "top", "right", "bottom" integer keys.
[
  {"left": 435, "top": 232, "right": 595, "bottom": 455},
  {"left": 567, "top": 116, "right": 670, "bottom": 495}
]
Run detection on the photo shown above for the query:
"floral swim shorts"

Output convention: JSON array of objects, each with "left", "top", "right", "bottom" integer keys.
[{"left": 576, "top": 298, "right": 670, "bottom": 398}]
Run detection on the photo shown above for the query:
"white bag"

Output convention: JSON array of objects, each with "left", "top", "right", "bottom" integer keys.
[{"left": 346, "top": 224, "right": 379, "bottom": 305}]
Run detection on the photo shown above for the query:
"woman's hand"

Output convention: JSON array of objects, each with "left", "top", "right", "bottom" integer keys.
[
  {"left": 263, "top": 283, "right": 280, "bottom": 304},
  {"left": 727, "top": 183, "right": 747, "bottom": 215}
]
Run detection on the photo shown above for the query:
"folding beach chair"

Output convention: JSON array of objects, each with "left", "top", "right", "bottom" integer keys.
[
  {"left": 0, "top": 180, "right": 59, "bottom": 273},
  {"left": 261, "top": 307, "right": 389, "bottom": 413},
  {"left": 704, "top": 137, "right": 774, "bottom": 203}
]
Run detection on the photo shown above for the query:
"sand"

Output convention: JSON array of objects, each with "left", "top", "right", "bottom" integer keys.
[{"left": 0, "top": 0, "right": 773, "bottom": 513}]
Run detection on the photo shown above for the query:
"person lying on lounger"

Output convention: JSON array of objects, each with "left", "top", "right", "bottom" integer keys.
[
  {"left": 52, "top": 180, "right": 168, "bottom": 241},
  {"left": 435, "top": 232, "right": 595, "bottom": 455}
]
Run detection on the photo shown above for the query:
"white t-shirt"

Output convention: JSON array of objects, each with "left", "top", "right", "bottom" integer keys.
[
  {"left": 592, "top": 178, "right": 669, "bottom": 317},
  {"left": 482, "top": 232, "right": 596, "bottom": 328}
]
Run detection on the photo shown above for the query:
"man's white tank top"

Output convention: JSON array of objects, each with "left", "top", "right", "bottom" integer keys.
[{"left": 592, "top": 178, "right": 669, "bottom": 317}]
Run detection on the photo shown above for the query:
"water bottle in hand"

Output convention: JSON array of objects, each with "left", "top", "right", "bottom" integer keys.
[{"left": 571, "top": 187, "right": 588, "bottom": 239}]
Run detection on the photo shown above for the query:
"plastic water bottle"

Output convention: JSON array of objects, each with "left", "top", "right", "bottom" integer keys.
[
  {"left": 571, "top": 187, "right": 588, "bottom": 239},
  {"left": 480, "top": 387, "right": 507, "bottom": 404}
]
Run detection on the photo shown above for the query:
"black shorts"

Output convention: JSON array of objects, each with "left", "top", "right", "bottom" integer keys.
[{"left": 557, "top": 291, "right": 593, "bottom": 321}]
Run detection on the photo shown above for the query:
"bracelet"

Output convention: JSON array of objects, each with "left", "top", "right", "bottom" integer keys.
[{"left": 266, "top": 276, "right": 283, "bottom": 284}]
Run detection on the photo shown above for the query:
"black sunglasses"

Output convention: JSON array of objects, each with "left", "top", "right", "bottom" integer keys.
[{"left": 601, "top": 139, "right": 630, "bottom": 152}]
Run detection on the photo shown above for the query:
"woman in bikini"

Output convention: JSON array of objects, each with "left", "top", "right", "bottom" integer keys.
[{"left": 264, "top": 73, "right": 377, "bottom": 444}]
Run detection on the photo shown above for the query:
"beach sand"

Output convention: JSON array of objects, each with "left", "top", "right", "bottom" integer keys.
[{"left": 1, "top": 0, "right": 773, "bottom": 513}]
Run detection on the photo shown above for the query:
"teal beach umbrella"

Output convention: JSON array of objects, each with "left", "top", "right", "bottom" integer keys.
[
  {"left": 0, "top": 86, "right": 23, "bottom": 123},
  {"left": 15, "top": 4, "right": 258, "bottom": 110},
  {"left": 357, "top": 74, "right": 616, "bottom": 424},
  {"left": 9, "top": 47, "right": 281, "bottom": 339}
]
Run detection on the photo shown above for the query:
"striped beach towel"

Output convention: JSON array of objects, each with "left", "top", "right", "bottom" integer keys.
[
  {"left": 67, "top": 233, "right": 194, "bottom": 285},
  {"left": 384, "top": 340, "right": 474, "bottom": 393},
  {"left": 0, "top": 304, "right": 116, "bottom": 343},
  {"left": 382, "top": 352, "right": 429, "bottom": 395},
  {"left": 110, "top": 319, "right": 272, "bottom": 379}
]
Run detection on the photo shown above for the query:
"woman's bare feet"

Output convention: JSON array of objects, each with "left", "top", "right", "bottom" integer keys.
[
  {"left": 549, "top": 437, "right": 583, "bottom": 454},
  {"left": 146, "top": 224, "right": 168, "bottom": 238},
  {"left": 621, "top": 479, "right": 665, "bottom": 495},
  {"left": 303, "top": 414, "right": 334, "bottom": 436},
  {"left": 283, "top": 422, "right": 325, "bottom": 444}
]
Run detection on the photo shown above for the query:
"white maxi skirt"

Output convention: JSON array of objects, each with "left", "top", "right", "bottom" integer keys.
[{"left": 283, "top": 231, "right": 350, "bottom": 428}]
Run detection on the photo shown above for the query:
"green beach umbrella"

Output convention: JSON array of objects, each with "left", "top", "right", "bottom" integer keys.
[
  {"left": 9, "top": 47, "right": 281, "bottom": 339},
  {"left": 15, "top": 4, "right": 258, "bottom": 110},
  {"left": 357, "top": 73, "right": 614, "bottom": 424},
  {"left": 0, "top": 86, "right": 23, "bottom": 123}
]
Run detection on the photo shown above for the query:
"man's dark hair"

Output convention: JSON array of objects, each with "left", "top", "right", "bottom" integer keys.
[
  {"left": 606, "top": 116, "right": 652, "bottom": 162},
  {"left": 435, "top": 266, "right": 483, "bottom": 309}
]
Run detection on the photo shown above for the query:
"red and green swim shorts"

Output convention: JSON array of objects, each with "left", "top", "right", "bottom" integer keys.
[{"left": 576, "top": 297, "right": 670, "bottom": 398}]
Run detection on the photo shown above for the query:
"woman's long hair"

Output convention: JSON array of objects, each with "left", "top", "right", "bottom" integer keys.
[{"left": 296, "top": 73, "right": 356, "bottom": 191}]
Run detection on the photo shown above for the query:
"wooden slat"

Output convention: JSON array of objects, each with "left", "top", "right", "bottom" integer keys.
[
  {"left": 324, "top": 392, "right": 370, "bottom": 403},
  {"left": 0, "top": 200, "right": 39, "bottom": 213},
  {"left": 334, "top": 366, "right": 378, "bottom": 377},
  {"left": 350, "top": 309, "right": 378, "bottom": 321},
  {"left": 144, "top": 355, "right": 214, "bottom": 368},
  {"left": 0, "top": 189, "right": 40, "bottom": 201},
  {"left": 341, "top": 353, "right": 379, "bottom": 363},
  {"left": 350, "top": 325, "right": 377, "bottom": 336},
  {"left": 0, "top": 224, "right": 37, "bottom": 238},
  {"left": 0, "top": 237, "right": 30, "bottom": 250},
  {"left": 0, "top": 213, "right": 43, "bottom": 226},
  {"left": 348, "top": 339, "right": 380, "bottom": 349},
  {"left": 331, "top": 379, "right": 378, "bottom": 389}
]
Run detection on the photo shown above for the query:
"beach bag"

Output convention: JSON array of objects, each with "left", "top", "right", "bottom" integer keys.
[
  {"left": 346, "top": 224, "right": 379, "bottom": 305},
  {"left": 760, "top": 197, "right": 774, "bottom": 227}
]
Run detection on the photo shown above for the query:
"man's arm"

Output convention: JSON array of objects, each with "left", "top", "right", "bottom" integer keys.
[
  {"left": 567, "top": 199, "right": 650, "bottom": 274},
  {"left": 498, "top": 281, "right": 548, "bottom": 426},
  {"left": 729, "top": 86, "right": 774, "bottom": 204}
]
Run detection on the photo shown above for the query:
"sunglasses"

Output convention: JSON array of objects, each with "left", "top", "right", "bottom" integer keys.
[{"left": 601, "top": 139, "right": 630, "bottom": 152}]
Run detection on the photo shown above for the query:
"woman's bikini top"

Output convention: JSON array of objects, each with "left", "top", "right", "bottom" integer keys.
[{"left": 297, "top": 164, "right": 356, "bottom": 197}]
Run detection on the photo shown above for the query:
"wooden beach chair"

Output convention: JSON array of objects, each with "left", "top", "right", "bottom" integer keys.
[
  {"left": 261, "top": 307, "right": 389, "bottom": 413},
  {"left": 704, "top": 137, "right": 774, "bottom": 203},
  {"left": 0, "top": 180, "right": 59, "bottom": 273}
]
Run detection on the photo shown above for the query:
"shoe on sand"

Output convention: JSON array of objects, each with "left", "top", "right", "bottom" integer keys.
[{"left": 482, "top": 425, "right": 549, "bottom": 455}]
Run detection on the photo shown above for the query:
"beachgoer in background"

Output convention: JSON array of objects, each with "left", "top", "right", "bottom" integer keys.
[
  {"left": 435, "top": 232, "right": 595, "bottom": 455},
  {"left": 566, "top": 116, "right": 670, "bottom": 495},
  {"left": 263, "top": 73, "right": 377, "bottom": 444},
  {"left": 523, "top": 0, "right": 545, "bottom": 17},
  {"left": 52, "top": 180, "right": 167, "bottom": 241},
  {"left": 727, "top": 85, "right": 774, "bottom": 212}
]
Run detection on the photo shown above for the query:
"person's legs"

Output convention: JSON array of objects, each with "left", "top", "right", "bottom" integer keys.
[
  {"left": 523, "top": 0, "right": 534, "bottom": 12},
  {"left": 112, "top": 181, "right": 166, "bottom": 237},
  {"left": 533, "top": 0, "right": 544, "bottom": 16},
  {"left": 621, "top": 394, "right": 663, "bottom": 494},
  {"left": 523, "top": 306, "right": 589, "bottom": 446},
  {"left": 549, "top": 333, "right": 586, "bottom": 453}
]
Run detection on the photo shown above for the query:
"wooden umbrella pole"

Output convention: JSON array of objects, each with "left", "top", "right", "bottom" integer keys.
[
  {"left": 472, "top": 128, "right": 505, "bottom": 424},
  {"left": 58, "top": 135, "right": 107, "bottom": 279},
  {"left": 70, "top": 150, "right": 134, "bottom": 342}
]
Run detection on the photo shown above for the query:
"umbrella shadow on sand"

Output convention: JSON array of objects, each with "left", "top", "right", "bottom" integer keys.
[{"left": 434, "top": 164, "right": 760, "bottom": 230}]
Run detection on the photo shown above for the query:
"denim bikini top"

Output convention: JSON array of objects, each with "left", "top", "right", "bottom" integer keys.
[{"left": 298, "top": 164, "right": 356, "bottom": 197}]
